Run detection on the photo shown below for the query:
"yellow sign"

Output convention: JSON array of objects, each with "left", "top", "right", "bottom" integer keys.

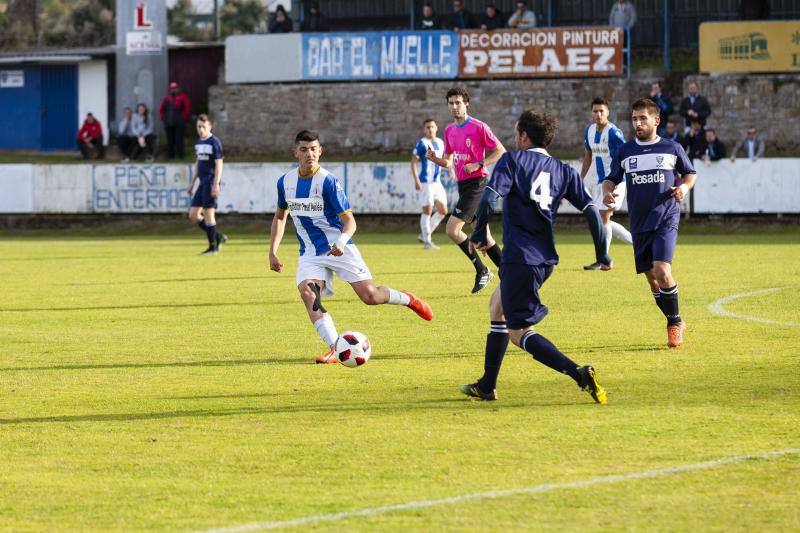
[{"left": 700, "top": 21, "right": 800, "bottom": 72}]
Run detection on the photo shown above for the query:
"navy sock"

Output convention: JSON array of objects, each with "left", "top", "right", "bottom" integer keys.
[
  {"left": 486, "top": 243, "right": 502, "bottom": 268},
  {"left": 652, "top": 291, "right": 669, "bottom": 317},
  {"left": 457, "top": 238, "right": 486, "bottom": 271},
  {"left": 206, "top": 224, "right": 218, "bottom": 248},
  {"left": 659, "top": 285, "right": 682, "bottom": 325},
  {"left": 197, "top": 220, "right": 208, "bottom": 232},
  {"left": 521, "top": 331, "right": 580, "bottom": 383},
  {"left": 477, "top": 321, "right": 510, "bottom": 392}
]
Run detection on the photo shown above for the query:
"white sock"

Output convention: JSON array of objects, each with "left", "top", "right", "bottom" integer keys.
[
  {"left": 429, "top": 212, "right": 444, "bottom": 233},
  {"left": 420, "top": 213, "right": 431, "bottom": 244},
  {"left": 604, "top": 222, "right": 612, "bottom": 254},
  {"left": 611, "top": 221, "right": 633, "bottom": 244},
  {"left": 387, "top": 288, "right": 410, "bottom": 306},
  {"left": 313, "top": 315, "right": 338, "bottom": 347}
]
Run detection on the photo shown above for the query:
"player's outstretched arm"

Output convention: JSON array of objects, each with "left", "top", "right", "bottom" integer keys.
[
  {"left": 583, "top": 204, "right": 612, "bottom": 266},
  {"left": 327, "top": 211, "right": 357, "bottom": 257},
  {"left": 269, "top": 208, "right": 288, "bottom": 272},
  {"left": 469, "top": 187, "right": 501, "bottom": 251}
]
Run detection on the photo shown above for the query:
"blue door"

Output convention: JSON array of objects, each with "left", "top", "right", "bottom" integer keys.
[
  {"left": 40, "top": 64, "right": 77, "bottom": 151},
  {"left": 0, "top": 66, "right": 41, "bottom": 150}
]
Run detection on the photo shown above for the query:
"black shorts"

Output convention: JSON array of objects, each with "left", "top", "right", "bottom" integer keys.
[
  {"left": 452, "top": 177, "right": 487, "bottom": 223},
  {"left": 191, "top": 181, "right": 218, "bottom": 209},
  {"left": 632, "top": 225, "right": 678, "bottom": 274},
  {"left": 499, "top": 263, "right": 554, "bottom": 330}
]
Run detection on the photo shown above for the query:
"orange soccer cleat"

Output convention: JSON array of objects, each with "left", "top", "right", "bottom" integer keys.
[
  {"left": 667, "top": 321, "right": 687, "bottom": 348},
  {"left": 402, "top": 290, "right": 433, "bottom": 321},
  {"left": 315, "top": 346, "right": 338, "bottom": 364}
]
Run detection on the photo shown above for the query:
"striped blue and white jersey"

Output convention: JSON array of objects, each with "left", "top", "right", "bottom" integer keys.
[
  {"left": 277, "top": 167, "right": 353, "bottom": 257},
  {"left": 412, "top": 137, "right": 444, "bottom": 183},
  {"left": 584, "top": 122, "right": 626, "bottom": 184}
]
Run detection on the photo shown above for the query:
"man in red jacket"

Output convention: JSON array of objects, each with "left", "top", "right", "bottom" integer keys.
[
  {"left": 77, "top": 112, "right": 105, "bottom": 160},
  {"left": 159, "top": 81, "right": 191, "bottom": 159}
]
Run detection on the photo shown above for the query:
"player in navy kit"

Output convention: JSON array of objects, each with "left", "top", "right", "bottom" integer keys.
[
  {"left": 460, "top": 108, "right": 611, "bottom": 403},
  {"left": 187, "top": 114, "right": 227, "bottom": 256},
  {"left": 603, "top": 99, "right": 697, "bottom": 348}
]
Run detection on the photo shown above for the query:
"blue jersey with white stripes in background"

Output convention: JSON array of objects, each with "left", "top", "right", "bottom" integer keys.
[
  {"left": 277, "top": 167, "right": 353, "bottom": 257},
  {"left": 488, "top": 148, "right": 594, "bottom": 266},
  {"left": 606, "top": 137, "right": 695, "bottom": 233},
  {"left": 412, "top": 137, "right": 444, "bottom": 183},
  {"left": 584, "top": 122, "right": 625, "bottom": 184}
]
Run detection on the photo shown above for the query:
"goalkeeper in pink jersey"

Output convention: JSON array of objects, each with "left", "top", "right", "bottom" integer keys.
[{"left": 426, "top": 87, "right": 506, "bottom": 294}]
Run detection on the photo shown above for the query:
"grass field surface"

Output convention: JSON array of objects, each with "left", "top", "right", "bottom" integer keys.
[{"left": 1, "top": 225, "right": 799, "bottom": 531}]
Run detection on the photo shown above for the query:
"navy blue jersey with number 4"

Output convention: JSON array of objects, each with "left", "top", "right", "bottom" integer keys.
[{"left": 488, "top": 148, "right": 594, "bottom": 266}]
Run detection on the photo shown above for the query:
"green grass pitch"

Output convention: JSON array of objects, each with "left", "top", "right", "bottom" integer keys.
[{"left": 1, "top": 225, "right": 799, "bottom": 531}]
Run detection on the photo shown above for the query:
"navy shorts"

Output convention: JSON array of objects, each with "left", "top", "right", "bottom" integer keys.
[
  {"left": 632, "top": 225, "right": 678, "bottom": 273},
  {"left": 191, "top": 181, "right": 218, "bottom": 209},
  {"left": 499, "top": 263, "right": 554, "bottom": 330}
]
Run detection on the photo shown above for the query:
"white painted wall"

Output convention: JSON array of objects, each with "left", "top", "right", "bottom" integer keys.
[
  {"left": 225, "top": 34, "right": 302, "bottom": 83},
  {"left": 78, "top": 61, "right": 109, "bottom": 145},
  {"left": 0, "top": 165, "right": 33, "bottom": 213}
]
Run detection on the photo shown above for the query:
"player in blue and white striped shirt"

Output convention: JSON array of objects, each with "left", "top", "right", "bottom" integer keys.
[
  {"left": 411, "top": 119, "right": 448, "bottom": 249},
  {"left": 580, "top": 97, "right": 633, "bottom": 270},
  {"left": 269, "top": 130, "right": 433, "bottom": 364}
]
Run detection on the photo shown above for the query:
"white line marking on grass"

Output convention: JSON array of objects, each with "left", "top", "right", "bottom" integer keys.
[
  {"left": 201, "top": 448, "right": 800, "bottom": 532},
  {"left": 708, "top": 286, "right": 799, "bottom": 327}
]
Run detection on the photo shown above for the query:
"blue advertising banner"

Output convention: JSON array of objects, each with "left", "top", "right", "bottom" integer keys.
[{"left": 302, "top": 31, "right": 458, "bottom": 81}]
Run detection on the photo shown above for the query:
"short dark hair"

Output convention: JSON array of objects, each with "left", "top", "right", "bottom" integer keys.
[
  {"left": 631, "top": 98, "right": 660, "bottom": 116},
  {"left": 516, "top": 108, "right": 557, "bottom": 148},
  {"left": 295, "top": 130, "right": 320, "bottom": 144},
  {"left": 423, "top": 118, "right": 436, "bottom": 125},
  {"left": 652, "top": 80, "right": 662, "bottom": 88},
  {"left": 446, "top": 87, "right": 469, "bottom": 103},
  {"left": 591, "top": 97, "right": 609, "bottom": 109},
  {"left": 705, "top": 128, "right": 715, "bottom": 134},
  {"left": 197, "top": 113, "right": 211, "bottom": 123}
]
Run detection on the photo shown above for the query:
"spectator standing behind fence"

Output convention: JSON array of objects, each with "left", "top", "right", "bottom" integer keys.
[
  {"left": 701, "top": 129, "right": 726, "bottom": 164},
  {"left": 740, "top": 0, "right": 770, "bottom": 19},
  {"left": 448, "top": 0, "right": 476, "bottom": 31},
  {"left": 480, "top": 4, "right": 504, "bottom": 30},
  {"left": 678, "top": 81, "right": 711, "bottom": 132},
  {"left": 77, "top": 112, "right": 104, "bottom": 160},
  {"left": 683, "top": 119, "right": 705, "bottom": 160},
  {"left": 302, "top": 2, "right": 329, "bottom": 32},
  {"left": 132, "top": 103, "right": 157, "bottom": 163},
  {"left": 609, "top": 0, "right": 637, "bottom": 29},
  {"left": 117, "top": 106, "right": 135, "bottom": 162},
  {"left": 731, "top": 126, "right": 765, "bottom": 162},
  {"left": 664, "top": 119, "right": 684, "bottom": 147},
  {"left": 419, "top": 2, "right": 439, "bottom": 30},
  {"left": 648, "top": 81, "right": 673, "bottom": 136},
  {"left": 508, "top": 1, "right": 536, "bottom": 29},
  {"left": 160, "top": 82, "right": 191, "bottom": 160},
  {"left": 268, "top": 4, "right": 293, "bottom": 33}
]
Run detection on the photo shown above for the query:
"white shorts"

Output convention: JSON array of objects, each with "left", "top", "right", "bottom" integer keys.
[
  {"left": 417, "top": 181, "right": 447, "bottom": 207},
  {"left": 593, "top": 180, "right": 626, "bottom": 211},
  {"left": 295, "top": 244, "right": 372, "bottom": 297}
]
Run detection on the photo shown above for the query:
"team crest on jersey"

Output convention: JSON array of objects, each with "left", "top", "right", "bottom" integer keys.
[
  {"left": 656, "top": 156, "right": 664, "bottom": 167},
  {"left": 629, "top": 157, "right": 638, "bottom": 170},
  {"left": 466, "top": 138, "right": 472, "bottom": 148}
]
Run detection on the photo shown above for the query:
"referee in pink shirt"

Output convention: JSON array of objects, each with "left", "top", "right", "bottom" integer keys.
[{"left": 427, "top": 87, "right": 506, "bottom": 293}]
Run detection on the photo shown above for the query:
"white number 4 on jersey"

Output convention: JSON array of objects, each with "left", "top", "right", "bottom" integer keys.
[{"left": 529, "top": 171, "right": 553, "bottom": 210}]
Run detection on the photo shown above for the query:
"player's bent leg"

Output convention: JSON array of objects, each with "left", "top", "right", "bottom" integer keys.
[
  {"left": 350, "top": 280, "right": 433, "bottom": 321},
  {"left": 429, "top": 199, "right": 447, "bottom": 235},
  {"left": 460, "top": 286, "right": 508, "bottom": 401},
  {"left": 420, "top": 204, "right": 436, "bottom": 248},
  {"left": 652, "top": 261, "right": 685, "bottom": 347},
  {"left": 445, "top": 214, "right": 467, "bottom": 243},
  {"left": 584, "top": 208, "right": 614, "bottom": 270},
  {"left": 298, "top": 279, "right": 339, "bottom": 364}
]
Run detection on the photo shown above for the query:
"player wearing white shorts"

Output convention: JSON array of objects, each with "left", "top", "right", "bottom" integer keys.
[
  {"left": 580, "top": 97, "right": 633, "bottom": 270},
  {"left": 269, "top": 130, "right": 434, "bottom": 364},
  {"left": 411, "top": 119, "right": 448, "bottom": 249}
]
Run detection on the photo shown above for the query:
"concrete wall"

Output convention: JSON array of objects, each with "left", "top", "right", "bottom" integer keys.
[{"left": 208, "top": 74, "right": 800, "bottom": 157}]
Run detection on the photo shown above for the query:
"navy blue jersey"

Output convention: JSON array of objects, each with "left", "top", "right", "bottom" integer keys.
[
  {"left": 195, "top": 134, "right": 223, "bottom": 183},
  {"left": 489, "top": 148, "right": 593, "bottom": 266},
  {"left": 607, "top": 137, "right": 695, "bottom": 233}
]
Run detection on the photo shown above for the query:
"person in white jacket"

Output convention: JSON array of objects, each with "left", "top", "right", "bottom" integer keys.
[{"left": 609, "top": 0, "right": 637, "bottom": 29}]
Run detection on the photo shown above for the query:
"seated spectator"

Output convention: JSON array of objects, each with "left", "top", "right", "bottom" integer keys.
[
  {"left": 117, "top": 106, "right": 136, "bottom": 162},
  {"left": 609, "top": 0, "right": 637, "bottom": 29},
  {"left": 684, "top": 119, "right": 705, "bottom": 160},
  {"left": 268, "top": 4, "right": 293, "bottom": 33},
  {"left": 448, "top": 0, "right": 476, "bottom": 31},
  {"left": 508, "top": 1, "right": 536, "bottom": 29},
  {"left": 418, "top": 2, "right": 439, "bottom": 30},
  {"left": 302, "top": 2, "right": 329, "bottom": 32},
  {"left": 740, "top": 0, "right": 770, "bottom": 19},
  {"left": 731, "top": 126, "right": 765, "bottom": 162},
  {"left": 702, "top": 128, "right": 726, "bottom": 163},
  {"left": 131, "top": 103, "right": 157, "bottom": 163},
  {"left": 648, "top": 81, "right": 673, "bottom": 136},
  {"left": 77, "top": 112, "right": 104, "bottom": 160},
  {"left": 663, "top": 119, "right": 684, "bottom": 146},
  {"left": 679, "top": 81, "right": 712, "bottom": 131},
  {"left": 480, "top": 3, "right": 504, "bottom": 30}
]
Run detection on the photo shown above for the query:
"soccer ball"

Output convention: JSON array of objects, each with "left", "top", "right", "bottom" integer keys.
[{"left": 335, "top": 331, "right": 371, "bottom": 367}]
